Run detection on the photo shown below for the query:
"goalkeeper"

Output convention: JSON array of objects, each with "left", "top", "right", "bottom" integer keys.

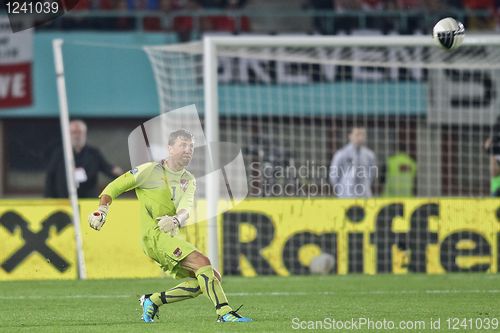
[{"left": 88, "top": 129, "right": 252, "bottom": 323}]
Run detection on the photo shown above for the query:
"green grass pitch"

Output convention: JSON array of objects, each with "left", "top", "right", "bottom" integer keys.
[{"left": 0, "top": 274, "right": 499, "bottom": 332}]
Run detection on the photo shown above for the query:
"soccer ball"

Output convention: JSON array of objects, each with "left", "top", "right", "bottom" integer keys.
[
  {"left": 309, "top": 253, "right": 335, "bottom": 275},
  {"left": 432, "top": 17, "right": 465, "bottom": 50}
]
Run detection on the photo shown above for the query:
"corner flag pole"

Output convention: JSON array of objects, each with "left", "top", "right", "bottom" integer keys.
[{"left": 53, "top": 39, "right": 87, "bottom": 279}]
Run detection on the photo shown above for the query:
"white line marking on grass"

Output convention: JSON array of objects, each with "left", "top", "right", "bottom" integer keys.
[
  {"left": 0, "top": 289, "right": 498, "bottom": 300},
  {"left": 0, "top": 295, "right": 131, "bottom": 300},
  {"left": 228, "top": 289, "right": 500, "bottom": 297}
]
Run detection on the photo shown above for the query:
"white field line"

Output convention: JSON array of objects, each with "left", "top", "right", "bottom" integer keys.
[{"left": 0, "top": 289, "right": 498, "bottom": 300}]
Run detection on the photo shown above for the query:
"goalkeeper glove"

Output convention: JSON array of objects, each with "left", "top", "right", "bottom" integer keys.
[
  {"left": 88, "top": 205, "right": 109, "bottom": 231},
  {"left": 156, "top": 215, "right": 180, "bottom": 236}
]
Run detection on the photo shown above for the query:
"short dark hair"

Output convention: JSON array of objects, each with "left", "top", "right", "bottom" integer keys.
[{"left": 168, "top": 129, "right": 194, "bottom": 146}]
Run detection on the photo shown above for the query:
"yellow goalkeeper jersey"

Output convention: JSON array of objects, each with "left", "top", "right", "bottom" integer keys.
[{"left": 100, "top": 161, "right": 196, "bottom": 233}]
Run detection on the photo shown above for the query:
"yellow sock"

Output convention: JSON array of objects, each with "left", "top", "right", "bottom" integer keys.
[
  {"left": 150, "top": 278, "right": 202, "bottom": 307},
  {"left": 195, "top": 265, "right": 232, "bottom": 316}
]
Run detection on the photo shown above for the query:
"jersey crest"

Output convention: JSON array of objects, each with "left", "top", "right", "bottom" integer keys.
[
  {"left": 173, "top": 247, "right": 182, "bottom": 257},
  {"left": 180, "top": 178, "right": 189, "bottom": 192}
]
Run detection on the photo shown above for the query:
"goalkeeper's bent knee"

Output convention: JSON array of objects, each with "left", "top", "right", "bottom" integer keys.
[{"left": 214, "top": 268, "right": 222, "bottom": 282}]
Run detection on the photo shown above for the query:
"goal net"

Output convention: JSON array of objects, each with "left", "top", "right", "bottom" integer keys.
[
  {"left": 144, "top": 36, "right": 500, "bottom": 275},
  {"left": 145, "top": 36, "right": 500, "bottom": 198}
]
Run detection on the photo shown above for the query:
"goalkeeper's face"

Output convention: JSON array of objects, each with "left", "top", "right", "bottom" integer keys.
[{"left": 168, "top": 137, "right": 194, "bottom": 167}]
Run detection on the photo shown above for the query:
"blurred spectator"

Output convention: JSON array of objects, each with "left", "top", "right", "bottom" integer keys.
[
  {"left": 484, "top": 116, "right": 500, "bottom": 197},
  {"left": 45, "top": 120, "right": 123, "bottom": 198},
  {"left": 381, "top": 150, "right": 417, "bottom": 197},
  {"left": 329, "top": 127, "right": 377, "bottom": 198}
]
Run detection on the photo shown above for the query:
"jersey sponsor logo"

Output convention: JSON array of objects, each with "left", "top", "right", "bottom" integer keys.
[
  {"left": 180, "top": 179, "right": 189, "bottom": 192},
  {"left": 129, "top": 168, "right": 139, "bottom": 175},
  {"left": 173, "top": 247, "right": 182, "bottom": 257}
]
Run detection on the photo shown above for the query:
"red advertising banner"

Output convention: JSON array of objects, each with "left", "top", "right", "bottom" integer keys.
[
  {"left": 0, "top": 17, "right": 33, "bottom": 109},
  {"left": 0, "top": 63, "right": 32, "bottom": 108}
]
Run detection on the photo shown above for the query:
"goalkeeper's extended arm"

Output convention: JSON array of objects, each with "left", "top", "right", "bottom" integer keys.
[
  {"left": 88, "top": 197, "right": 110, "bottom": 231},
  {"left": 88, "top": 169, "right": 138, "bottom": 231}
]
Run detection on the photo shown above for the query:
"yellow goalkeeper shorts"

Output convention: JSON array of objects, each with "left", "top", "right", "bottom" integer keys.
[{"left": 142, "top": 229, "right": 198, "bottom": 279}]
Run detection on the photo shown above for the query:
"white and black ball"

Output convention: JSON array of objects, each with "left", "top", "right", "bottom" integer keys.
[{"left": 433, "top": 17, "right": 465, "bottom": 50}]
